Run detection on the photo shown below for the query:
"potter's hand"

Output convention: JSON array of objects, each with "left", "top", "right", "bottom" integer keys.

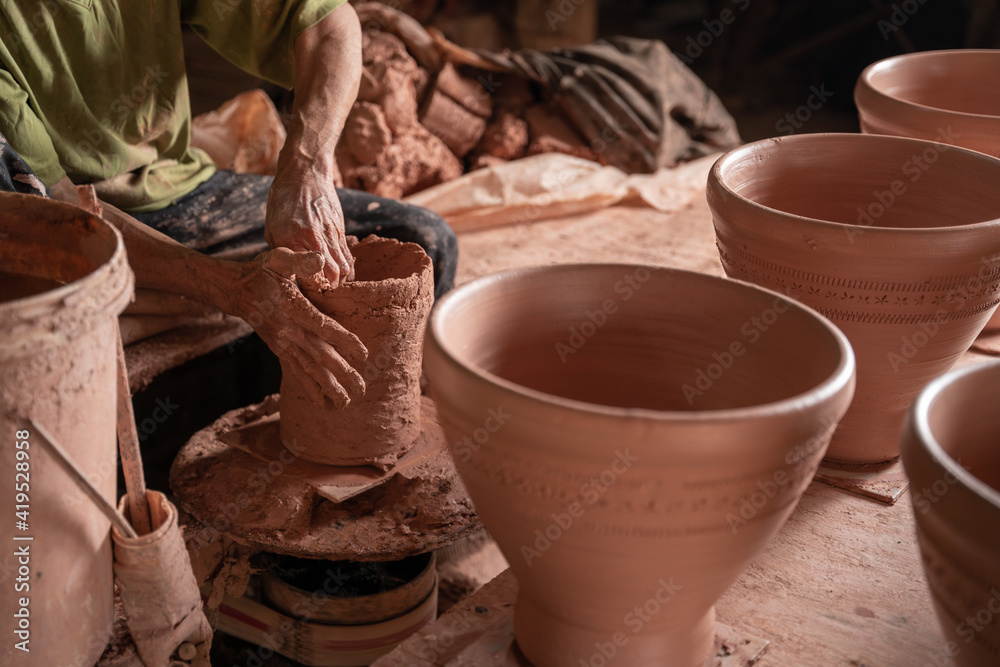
[
  {"left": 265, "top": 166, "right": 355, "bottom": 286},
  {"left": 231, "top": 248, "right": 367, "bottom": 407}
]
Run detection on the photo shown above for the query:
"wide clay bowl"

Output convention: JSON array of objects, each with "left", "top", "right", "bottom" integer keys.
[
  {"left": 707, "top": 132, "right": 1000, "bottom": 464},
  {"left": 901, "top": 361, "right": 1000, "bottom": 667},
  {"left": 856, "top": 49, "right": 1000, "bottom": 332},
  {"left": 855, "top": 50, "right": 1000, "bottom": 160},
  {"left": 424, "top": 264, "right": 855, "bottom": 667}
]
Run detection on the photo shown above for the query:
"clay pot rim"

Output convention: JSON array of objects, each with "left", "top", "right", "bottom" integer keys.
[
  {"left": 429, "top": 264, "right": 855, "bottom": 423},
  {"left": 346, "top": 235, "right": 433, "bottom": 287},
  {"left": 0, "top": 194, "right": 131, "bottom": 314},
  {"left": 857, "top": 49, "right": 1000, "bottom": 121},
  {"left": 710, "top": 132, "right": 1000, "bottom": 235},
  {"left": 908, "top": 361, "right": 1000, "bottom": 508}
]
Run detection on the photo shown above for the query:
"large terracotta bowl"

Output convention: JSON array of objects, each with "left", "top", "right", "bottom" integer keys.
[
  {"left": 707, "top": 133, "right": 1000, "bottom": 464},
  {"left": 901, "top": 361, "right": 1000, "bottom": 667},
  {"left": 855, "top": 49, "right": 1000, "bottom": 331},
  {"left": 424, "top": 264, "right": 855, "bottom": 667},
  {"left": 855, "top": 50, "right": 1000, "bottom": 159}
]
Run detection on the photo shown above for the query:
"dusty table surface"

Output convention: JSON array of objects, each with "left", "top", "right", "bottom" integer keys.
[{"left": 443, "top": 195, "right": 994, "bottom": 667}]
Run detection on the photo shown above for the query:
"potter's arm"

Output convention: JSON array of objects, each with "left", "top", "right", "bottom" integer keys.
[
  {"left": 266, "top": 2, "right": 363, "bottom": 286},
  {"left": 50, "top": 178, "right": 367, "bottom": 408}
]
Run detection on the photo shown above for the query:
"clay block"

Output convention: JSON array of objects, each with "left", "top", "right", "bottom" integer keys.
[
  {"left": 474, "top": 110, "right": 529, "bottom": 161},
  {"left": 433, "top": 62, "right": 493, "bottom": 119},
  {"left": 341, "top": 101, "right": 393, "bottom": 165},
  {"left": 342, "top": 128, "right": 463, "bottom": 199},
  {"left": 420, "top": 90, "right": 488, "bottom": 157},
  {"left": 524, "top": 103, "right": 604, "bottom": 164}
]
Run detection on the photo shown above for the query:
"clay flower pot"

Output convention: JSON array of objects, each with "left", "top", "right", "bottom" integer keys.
[
  {"left": 423, "top": 264, "right": 855, "bottom": 667},
  {"left": 855, "top": 50, "right": 1000, "bottom": 159},
  {"left": 707, "top": 133, "right": 1000, "bottom": 464},
  {"left": 280, "top": 236, "right": 434, "bottom": 468},
  {"left": 901, "top": 361, "right": 1000, "bottom": 667},
  {"left": 855, "top": 49, "right": 1000, "bottom": 331}
]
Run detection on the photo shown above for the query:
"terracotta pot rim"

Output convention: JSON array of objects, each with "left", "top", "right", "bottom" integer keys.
[
  {"left": 908, "top": 361, "right": 1000, "bottom": 508},
  {"left": 0, "top": 194, "right": 131, "bottom": 314},
  {"left": 710, "top": 132, "right": 1000, "bottom": 235},
  {"left": 429, "top": 264, "right": 855, "bottom": 423},
  {"left": 857, "top": 49, "right": 1000, "bottom": 121}
]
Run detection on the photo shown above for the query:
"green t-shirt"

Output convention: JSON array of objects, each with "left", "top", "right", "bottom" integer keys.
[{"left": 0, "top": 0, "right": 345, "bottom": 212}]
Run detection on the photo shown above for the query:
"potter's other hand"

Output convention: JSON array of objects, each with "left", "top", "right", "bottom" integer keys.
[
  {"left": 231, "top": 248, "right": 367, "bottom": 408},
  {"left": 265, "top": 167, "right": 354, "bottom": 286}
]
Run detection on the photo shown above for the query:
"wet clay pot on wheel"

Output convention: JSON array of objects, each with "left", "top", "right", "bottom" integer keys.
[
  {"left": 280, "top": 236, "right": 434, "bottom": 468},
  {"left": 423, "top": 264, "right": 855, "bottom": 667},
  {"left": 707, "top": 133, "right": 1000, "bottom": 464},
  {"left": 855, "top": 49, "right": 1000, "bottom": 331},
  {"left": 0, "top": 194, "right": 133, "bottom": 667},
  {"left": 901, "top": 361, "right": 1000, "bottom": 667}
]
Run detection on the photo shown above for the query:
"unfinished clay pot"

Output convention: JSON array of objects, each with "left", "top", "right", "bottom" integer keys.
[
  {"left": 280, "top": 236, "right": 434, "bottom": 468},
  {"left": 901, "top": 361, "right": 1000, "bottom": 667},
  {"left": 708, "top": 133, "right": 1000, "bottom": 464},
  {"left": 424, "top": 264, "right": 855, "bottom": 667},
  {"left": 855, "top": 50, "right": 1000, "bottom": 331},
  {"left": 0, "top": 194, "right": 133, "bottom": 667}
]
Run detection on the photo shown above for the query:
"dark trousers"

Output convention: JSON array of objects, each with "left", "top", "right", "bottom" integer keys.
[{"left": 129, "top": 171, "right": 457, "bottom": 298}]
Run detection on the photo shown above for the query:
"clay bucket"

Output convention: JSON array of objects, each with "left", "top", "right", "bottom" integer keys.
[
  {"left": 280, "top": 236, "right": 434, "bottom": 468},
  {"left": 901, "top": 361, "right": 1000, "bottom": 667},
  {"left": 855, "top": 49, "right": 1000, "bottom": 331},
  {"left": 707, "top": 132, "right": 1000, "bottom": 464},
  {"left": 0, "top": 193, "right": 133, "bottom": 666},
  {"left": 423, "top": 264, "right": 855, "bottom": 667}
]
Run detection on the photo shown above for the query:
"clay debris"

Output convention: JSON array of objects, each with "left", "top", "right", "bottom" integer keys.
[{"left": 338, "top": 4, "right": 740, "bottom": 197}]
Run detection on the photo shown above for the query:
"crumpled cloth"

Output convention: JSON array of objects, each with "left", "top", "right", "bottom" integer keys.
[
  {"left": 113, "top": 490, "right": 212, "bottom": 667},
  {"left": 0, "top": 131, "right": 48, "bottom": 197},
  {"left": 472, "top": 36, "right": 741, "bottom": 172},
  {"left": 407, "top": 152, "right": 718, "bottom": 232}
]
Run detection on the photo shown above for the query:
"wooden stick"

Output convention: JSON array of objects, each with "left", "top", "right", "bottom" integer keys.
[
  {"left": 116, "top": 331, "right": 151, "bottom": 535},
  {"left": 28, "top": 418, "right": 138, "bottom": 540}
]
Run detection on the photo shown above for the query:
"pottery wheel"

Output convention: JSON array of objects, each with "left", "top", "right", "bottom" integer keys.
[{"left": 169, "top": 395, "right": 479, "bottom": 561}]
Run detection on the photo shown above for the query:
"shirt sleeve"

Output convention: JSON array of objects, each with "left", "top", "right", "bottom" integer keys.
[
  {"left": 181, "top": 0, "right": 348, "bottom": 89},
  {"left": 0, "top": 66, "right": 65, "bottom": 186}
]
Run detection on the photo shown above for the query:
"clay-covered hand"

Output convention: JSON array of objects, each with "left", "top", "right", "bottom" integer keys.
[
  {"left": 230, "top": 247, "right": 367, "bottom": 407},
  {"left": 265, "top": 166, "right": 355, "bottom": 286}
]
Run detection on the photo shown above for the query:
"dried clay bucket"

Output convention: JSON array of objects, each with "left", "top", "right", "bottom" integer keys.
[
  {"left": 855, "top": 49, "right": 1000, "bottom": 331},
  {"left": 423, "top": 264, "right": 855, "bottom": 667},
  {"left": 0, "top": 193, "right": 133, "bottom": 666},
  {"left": 901, "top": 361, "right": 1000, "bottom": 667},
  {"left": 280, "top": 236, "right": 434, "bottom": 468},
  {"left": 708, "top": 132, "right": 1000, "bottom": 464}
]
